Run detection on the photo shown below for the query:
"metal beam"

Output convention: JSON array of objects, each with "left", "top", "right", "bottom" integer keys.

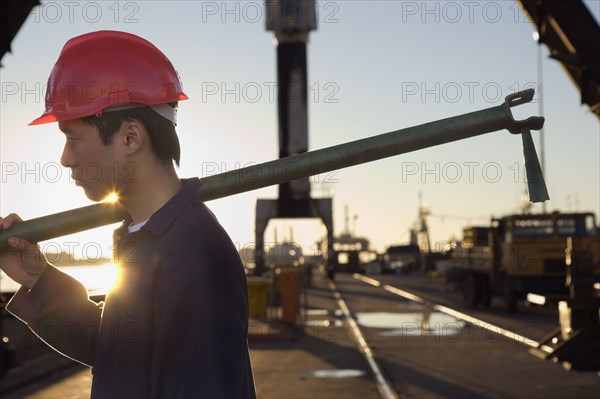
[
  {"left": 517, "top": 0, "right": 600, "bottom": 119},
  {"left": 0, "top": 90, "right": 544, "bottom": 246}
]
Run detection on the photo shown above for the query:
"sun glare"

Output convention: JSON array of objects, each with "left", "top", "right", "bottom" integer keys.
[
  {"left": 103, "top": 192, "right": 119, "bottom": 203},
  {"left": 101, "top": 262, "right": 121, "bottom": 293},
  {"left": 87, "top": 262, "right": 121, "bottom": 295},
  {"left": 60, "top": 262, "right": 121, "bottom": 297}
]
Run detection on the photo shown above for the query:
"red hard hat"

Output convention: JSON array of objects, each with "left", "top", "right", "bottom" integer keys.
[{"left": 30, "top": 30, "right": 188, "bottom": 125}]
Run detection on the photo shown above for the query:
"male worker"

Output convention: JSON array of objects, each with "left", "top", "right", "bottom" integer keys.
[{"left": 0, "top": 31, "right": 256, "bottom": 398}]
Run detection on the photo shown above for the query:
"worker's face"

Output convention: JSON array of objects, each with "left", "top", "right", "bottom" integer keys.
[{"left": 59, "top": 119, "right": 123, "bottom": 202}]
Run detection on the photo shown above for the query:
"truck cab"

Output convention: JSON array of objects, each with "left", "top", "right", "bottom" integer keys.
[{"left": 452, "top": 212, "right": 600, "bottom": 312}]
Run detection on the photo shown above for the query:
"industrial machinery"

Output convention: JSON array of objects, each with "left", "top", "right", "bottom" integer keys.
[
  {"left": 267, "top": 241, "right": 304, "bottom": 269},
  {"left": 383, "top": 244, "right": 422, "bottom": 274},
  {"left": 450, "top": 212, "right": 600, "bottom": 312},
  {"left": 329, "top": 233, "right": 372, "bottom": 274},
  {"left": 530, "top": 235, "right": 600, "bottom": 371},
  {"left": 319, "top": 205, "right": 370, "bottom": 274}
]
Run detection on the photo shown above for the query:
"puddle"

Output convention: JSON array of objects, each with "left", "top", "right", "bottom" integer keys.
[
  {"left": 356, "top": 311, "right": 465, "bottom": 336},
  {"left": 298, "top": 369, "right": 367, "bottom": 379},
  {"left": 305, "top": 319, "right": 343, "bottom": 328}
]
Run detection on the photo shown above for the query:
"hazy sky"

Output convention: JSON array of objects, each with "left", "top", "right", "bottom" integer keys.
[{"left": 1, "top": 1, "right": 599, "bottom": 261}]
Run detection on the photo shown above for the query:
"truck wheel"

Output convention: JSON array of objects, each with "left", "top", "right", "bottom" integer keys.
[
  {"left": 463, "top": 273, "right": 481, "bottom": 308},
  {"left": 481, "top": 276, "right": 492, "bottom": 308},
  {"left": 503, "top": 280, "right": 518, "bottom": 313}
]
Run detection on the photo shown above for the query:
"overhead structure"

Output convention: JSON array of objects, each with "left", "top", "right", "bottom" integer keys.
[
  {"left": 254, "top": 0, "right": 334, "bottom": 276},
  {"left": 517, "top": 0, "right": 600, "bottom": 119},
  {"left": 0, "top": 0, "right": 39, "bottom": 66}
]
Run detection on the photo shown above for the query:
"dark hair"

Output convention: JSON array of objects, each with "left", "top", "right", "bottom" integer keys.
[{"left": 81, "top": 102, "right": 181, "bottom": 167}]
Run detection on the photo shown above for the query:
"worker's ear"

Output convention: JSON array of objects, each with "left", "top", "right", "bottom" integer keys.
[{"left": 120, "top": 120, "right": 145, "bottom": 155}]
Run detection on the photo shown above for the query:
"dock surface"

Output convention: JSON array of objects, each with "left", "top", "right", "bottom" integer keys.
[{"left": 3, "top": 271, "right": 600, "bottom": 398}]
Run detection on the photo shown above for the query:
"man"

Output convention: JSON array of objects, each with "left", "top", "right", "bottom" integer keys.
[{"left": 0, "top": 31, "right": 256, "bottom": 398}]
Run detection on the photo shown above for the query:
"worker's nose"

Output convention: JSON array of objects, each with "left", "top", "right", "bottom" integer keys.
[{"left": 60, "top": 144, "right": 76, "bottom": 168}]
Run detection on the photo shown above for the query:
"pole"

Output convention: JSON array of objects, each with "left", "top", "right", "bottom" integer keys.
[
  {"left": 537, "top": 42, "right": 547, "bottom": 213},
  {"left": 0, "top": 89, "right": 544, "bottom": 246}
]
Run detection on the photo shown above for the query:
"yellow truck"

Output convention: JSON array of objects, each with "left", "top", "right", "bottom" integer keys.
[{"left": 450, "top": 212, "right": 600, "bottom": 312}]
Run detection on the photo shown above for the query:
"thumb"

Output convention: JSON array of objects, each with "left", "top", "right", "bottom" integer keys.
[
  {"left": 8, "top": 237, "right": 33, "bottom": 251},
  {"left": 8, "top": 237, "right": 47, "bottom": 268}
]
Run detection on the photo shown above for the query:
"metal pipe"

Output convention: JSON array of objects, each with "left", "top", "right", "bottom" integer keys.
[{"left": 0, "top": 89, "right": 544, "bottom": 245}]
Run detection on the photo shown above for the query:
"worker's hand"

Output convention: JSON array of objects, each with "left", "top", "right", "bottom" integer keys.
[{"left": 0, "top": 214, "right": 48, "bottom": 290}]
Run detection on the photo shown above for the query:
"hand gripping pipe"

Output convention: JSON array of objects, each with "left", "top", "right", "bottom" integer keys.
[{"left": 0, "top": 89, "right": 545, "bottom": 246}]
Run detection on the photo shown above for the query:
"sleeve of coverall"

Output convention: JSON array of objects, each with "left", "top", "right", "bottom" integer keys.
[
  {"left": 6, "top": 264, "right": 103, "bottom": 367},
  {"left": 149, "top": 233, "right": 249, "bottom": 398}
]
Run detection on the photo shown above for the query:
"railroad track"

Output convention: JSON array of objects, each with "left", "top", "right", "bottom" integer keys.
[
  {"left": 351, "top": 273, "right": 553, "bottom": 352},
  {"left": 330, "top": 274, "right": 600, "bottom": 399}
]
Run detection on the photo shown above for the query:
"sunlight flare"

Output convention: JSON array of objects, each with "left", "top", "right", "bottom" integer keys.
[{"left": 103, "top": 192, "right": 119, "bottom": 203}]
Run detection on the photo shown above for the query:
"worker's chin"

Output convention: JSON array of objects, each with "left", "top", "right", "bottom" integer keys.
[{"left": 81, "top": 185, "right": 112, "bottom": 202}]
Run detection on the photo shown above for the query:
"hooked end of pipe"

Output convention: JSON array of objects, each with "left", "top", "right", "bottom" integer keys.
[{"left": 504, "top": 89, "right": 545, "bottom": 133}]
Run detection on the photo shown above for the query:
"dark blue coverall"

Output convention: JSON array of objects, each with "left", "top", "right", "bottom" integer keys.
[{"left": 8, "top": 178, "right": 257, "bottom": 398}]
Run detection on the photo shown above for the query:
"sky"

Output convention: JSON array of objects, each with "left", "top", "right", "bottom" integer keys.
[{"left": 1, "top": 0, "right": 599, "bottom": 262}]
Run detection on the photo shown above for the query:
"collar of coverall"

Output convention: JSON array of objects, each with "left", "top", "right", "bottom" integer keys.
[
  {"left": 115, "top": 177, "right": 202, "bottom": 240},
  {"left": 99, "top": 103, "right": 178, "bottom": 125}
]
